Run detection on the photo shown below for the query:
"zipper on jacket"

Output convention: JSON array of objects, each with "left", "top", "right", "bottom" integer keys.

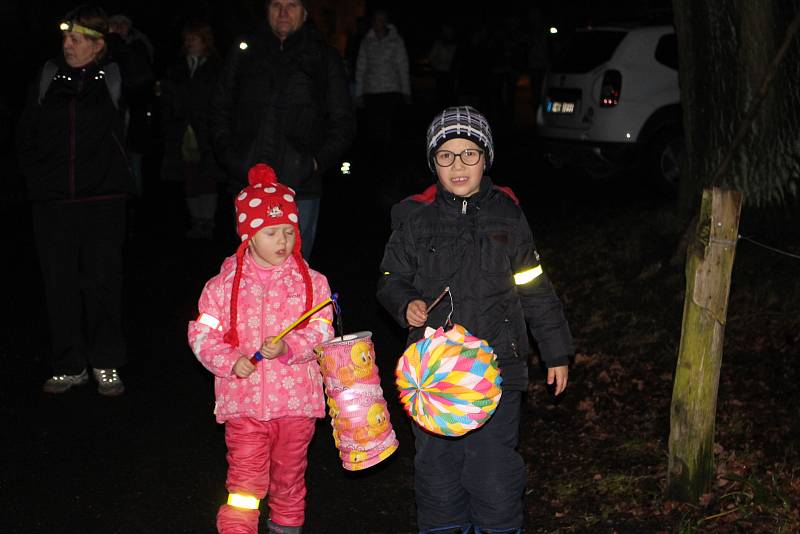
[
  {"left": 461, "top": 199, "right": 467, "bottom": 215},
  {"left": 68, "top": 72, "right": 86, "bottom": 199},
  {"left": 69, "top": 97, "right": 77, "bottom": 199},
  {"left": 259, "top": 276, "right": 267, "bottom": 417}
]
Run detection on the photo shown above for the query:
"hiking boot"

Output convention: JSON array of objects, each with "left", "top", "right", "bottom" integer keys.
[
  {"left": 93, "top": 368, "right": 125, "bottom": 396},
  {"left": 42, "top": 369, "right": 89, "bottom": 393}
]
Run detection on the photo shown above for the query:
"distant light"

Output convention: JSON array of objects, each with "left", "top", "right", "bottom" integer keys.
[
  {"left": 340, "top": 161, "right": 351, "bottom": 175},
  {"left": 625, "top": 132, "right": 631, "bottom": 139},
  {"left": 549, "top": 27, "right": 558, "bottom": 34},
  {"left": 239, "top": 41, "right": 248, "bottom": 50}
]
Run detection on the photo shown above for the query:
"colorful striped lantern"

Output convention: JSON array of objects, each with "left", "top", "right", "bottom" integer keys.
[
  {"left": 396, "top": 324, "right": 502, "bottom": 437},
  {"left": 316, "top": 332, "right": 399, "bottom": 470}
]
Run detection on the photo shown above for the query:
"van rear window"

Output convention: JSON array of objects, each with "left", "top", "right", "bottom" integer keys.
[{"left": 551, "top": 31, "right": 627, "bottom": 73}]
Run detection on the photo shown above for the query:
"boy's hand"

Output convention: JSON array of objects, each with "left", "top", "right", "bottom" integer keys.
[
  {"left": 547, "top": 365, "right": 569, "bottom": 396},
  {"left": 260, "top": 336, "right": 288, "bottom": 359},
  {"left": 406, "top": 299, "right": 428, "bottom": 327},
  {"left": 233, "top": 356, "right": 256, "bottom": 378}
]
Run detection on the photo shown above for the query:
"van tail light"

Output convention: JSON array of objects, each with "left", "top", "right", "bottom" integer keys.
[{"left": 599, "top": 70, "right": 622, "bottom": 107}]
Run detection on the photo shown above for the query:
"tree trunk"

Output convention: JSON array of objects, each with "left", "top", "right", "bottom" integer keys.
[
  {"left": 667, "top": 187, "right": 742, "bottom": 502},
  {"left": 673, "top": 0, "right": 800, "bottom": 214}
]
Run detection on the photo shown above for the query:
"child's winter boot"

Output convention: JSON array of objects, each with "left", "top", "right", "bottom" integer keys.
[{"left": 267, "top": 519, "right": 302, "bottom": 533}]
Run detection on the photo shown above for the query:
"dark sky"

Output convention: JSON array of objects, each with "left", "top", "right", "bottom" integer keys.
[
  {"left": 1, "top": 0, "right": 672, "bottom": 111},
  {"left": 8, "top": 0, "right": 673, "bottom": 63}
]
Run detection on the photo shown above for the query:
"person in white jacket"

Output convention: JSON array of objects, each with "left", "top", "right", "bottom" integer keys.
[{"left": 355, "top": 9, "right": 410, "bottom": 167}]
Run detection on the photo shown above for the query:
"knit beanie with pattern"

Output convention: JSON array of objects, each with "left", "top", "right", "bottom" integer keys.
[
  {"left": 223, "top": 163, "right": 313, "bottom": 347},
  {"left": 426, "top": 105, "right": 494, "bottom": 172}
]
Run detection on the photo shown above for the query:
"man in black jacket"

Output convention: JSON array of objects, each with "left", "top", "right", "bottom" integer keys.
[
  {"left": 209, "top": 0, "right": 355, "bottom": 259},
  {"left": 17, "top": 4, "right": 153, "bottom": 397}
]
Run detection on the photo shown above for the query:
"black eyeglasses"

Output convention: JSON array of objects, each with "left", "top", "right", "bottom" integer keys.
[{"left": 434, "top": 149, "right": 484, "bottom": 167}]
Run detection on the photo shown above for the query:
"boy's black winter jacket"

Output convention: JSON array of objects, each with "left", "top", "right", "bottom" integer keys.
[
  {"left": 209, "top": 23, "right": 355, "bottom": 198},
  {"left": 377, "top": 178, "right": 573, "bottom": 391}
]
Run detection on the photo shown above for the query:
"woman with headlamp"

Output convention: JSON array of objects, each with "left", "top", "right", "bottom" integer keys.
[{"left": 16, "top": 4, "right": 152, "bottom": 397}]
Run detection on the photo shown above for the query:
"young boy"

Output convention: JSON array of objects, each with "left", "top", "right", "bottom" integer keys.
[{"left": 377, "top": 106, "right": 573, "bottom": 534}]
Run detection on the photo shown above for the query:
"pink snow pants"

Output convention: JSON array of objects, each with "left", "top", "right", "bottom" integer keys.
[{"left": 216, "top": 416, "right": 316, "bottom": 534}]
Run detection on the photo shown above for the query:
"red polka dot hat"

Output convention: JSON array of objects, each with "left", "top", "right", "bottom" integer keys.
[{"left": 223, "top": 163, "right": 313, "bottom": 347}]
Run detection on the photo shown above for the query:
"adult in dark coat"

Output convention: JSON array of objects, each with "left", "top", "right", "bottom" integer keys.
[
  {"left": 109, "top": 13, "right": 155, "bottom": 196},
  {"left": 16, "top": 4, "right": 153, "bottom": 396},
  {"left": 209, "top": 0, "right": 355, "bottom": 259},
  {"left": 161, "top": 21, "right": 222, "bottom": 239}
]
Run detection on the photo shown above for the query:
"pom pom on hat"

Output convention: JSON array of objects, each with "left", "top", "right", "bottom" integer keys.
[
  {"left": 247, "top": 162, "right": 278, "bottom": 186},
  {"left": 223, "top": 163, "right": 312, "bottom": 348},
  {"left": 426, "top": 106, "right": 494, "bottom": 172}
]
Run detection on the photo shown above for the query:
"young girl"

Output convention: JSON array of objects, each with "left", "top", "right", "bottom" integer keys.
[
  {"left": 188, "top": 163, "right": 334, "bottom": 534},
  {"left": 377, "top": 106, "right": 573, "bottom": 534}
]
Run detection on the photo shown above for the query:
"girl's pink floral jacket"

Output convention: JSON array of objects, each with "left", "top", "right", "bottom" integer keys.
[{"left": 188, "top": 253, "right": 334, "bottom": 423}]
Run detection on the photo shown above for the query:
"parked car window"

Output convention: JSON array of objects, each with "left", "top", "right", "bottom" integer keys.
[
  {"left": 655, "top": 34, "right": 679, "bottom": 70},
  {"left": 551, "top": 30, "right": 627, "bottom": 74}
]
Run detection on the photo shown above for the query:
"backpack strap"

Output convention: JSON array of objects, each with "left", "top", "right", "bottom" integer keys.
[
  {"left": 37, "top": 60, "right": 58, "bottom": 105},
  {"left": 103, "top": 62, "right": 122, "bottom": 110},
  {"left": 37, "top": 60, "right": 122, "bottom": 110}
]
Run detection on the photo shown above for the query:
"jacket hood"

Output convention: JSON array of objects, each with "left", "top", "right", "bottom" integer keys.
[{"left": 365, "top": 23, "right": 401, "bottom": 41}]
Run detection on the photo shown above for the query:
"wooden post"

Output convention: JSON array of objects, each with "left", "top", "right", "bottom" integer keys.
[{"left": 667, "top": 187, "right": 742, "bottom": 502}]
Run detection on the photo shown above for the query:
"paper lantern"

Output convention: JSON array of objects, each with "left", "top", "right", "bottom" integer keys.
[
  {"left": 316, "top": 332, "right": 398, "bottom": 470},
  {"left": 396, "top": 324, "right": 502, "bottom": 436}
]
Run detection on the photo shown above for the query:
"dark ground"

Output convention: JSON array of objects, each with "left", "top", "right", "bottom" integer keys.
[{"left": 2, "top": 104, "right": 799, "bottom": 533}]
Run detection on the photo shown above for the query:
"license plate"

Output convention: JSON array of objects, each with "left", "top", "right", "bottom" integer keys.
[{"left": 546, "top": 100, "right": 576, "bottom": 114}]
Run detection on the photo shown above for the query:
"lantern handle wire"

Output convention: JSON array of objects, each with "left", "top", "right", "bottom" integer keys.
[
  {"left": 331, "top": 293, "right": 344, "bottom": 338},
  {"left": 424, "top": 286, "right": 454, "bottom": 329},
  {"left": 444, "top": 288, "right": 454, "bottom": 329}
]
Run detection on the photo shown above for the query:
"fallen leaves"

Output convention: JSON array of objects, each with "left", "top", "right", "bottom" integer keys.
[
  {"left": 519, "top": 203, "right": 800, "bottom": 532},
  {"left": 573, "top": 352, "right": 600, "bottom": 366}
]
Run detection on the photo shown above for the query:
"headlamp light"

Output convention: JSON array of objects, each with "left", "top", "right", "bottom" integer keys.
[{"left": 59, "top": 21, "right": 104, "bottom": 39}]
